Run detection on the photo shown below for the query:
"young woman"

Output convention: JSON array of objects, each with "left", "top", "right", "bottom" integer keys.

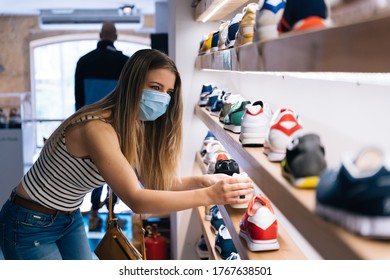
[{"left": 0, "top": 49, "right": 253, "bottom": 260}]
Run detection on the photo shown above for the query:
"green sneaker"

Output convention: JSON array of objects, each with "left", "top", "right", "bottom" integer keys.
[{"left": 223, "top": 100, "right": 251, "bottom": 133}]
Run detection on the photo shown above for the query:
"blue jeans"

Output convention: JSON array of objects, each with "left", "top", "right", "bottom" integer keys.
[{"left": 0, "top": 195, "right": 92, "bottom": 260}]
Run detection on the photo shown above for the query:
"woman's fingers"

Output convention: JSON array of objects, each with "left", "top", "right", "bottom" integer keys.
[{"left": 218, "top": 177, "right": 254, "bottom": 204}]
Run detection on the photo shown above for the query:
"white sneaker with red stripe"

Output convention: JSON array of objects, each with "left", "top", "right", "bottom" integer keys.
[
  {"left": 239, "top": 100, "right": 273, "bottom": 146},
  {"left": 264, "top": 108, "right": 303, "bottom": 162},
  {"left": 239, "top": 195, "right": 280, "bottom": 251}
]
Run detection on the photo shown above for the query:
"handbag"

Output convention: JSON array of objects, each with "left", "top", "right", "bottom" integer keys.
[{"left": 94, "top": 188, "right": 146, "bottom": 260}]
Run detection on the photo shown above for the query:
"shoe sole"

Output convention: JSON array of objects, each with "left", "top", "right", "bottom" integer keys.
[
  {"left": 239, "top": 230, "right": 280, "bottom": 251},
  {"left": 239, "top": 132, "right": 266, "bottom": 146},
  {"left": 316, "top": 202, "right": 390, "bottom": 239},
  {"left": 267, "top": 150, "right": 286, "bottom": 162},
  {"left": 224, "top": 124, "right": 241, "bottom": 133},
  {"left": 214, "top": 243, "right": 234, "bottom": 260},
  {"left": 282, "top": 167, "right": 320, "bottom": 188}
]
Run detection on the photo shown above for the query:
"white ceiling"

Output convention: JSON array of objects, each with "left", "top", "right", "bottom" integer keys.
[{"left": 0, "top": 0, "right": 165, "bottom": 15}]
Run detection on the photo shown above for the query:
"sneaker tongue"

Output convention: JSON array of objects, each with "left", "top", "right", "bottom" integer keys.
[{"left": 354, "top": 148, "right": 383, "bottom": 173}]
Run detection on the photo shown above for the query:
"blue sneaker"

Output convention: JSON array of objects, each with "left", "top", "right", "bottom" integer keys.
[
  {"left": 210, "top": 31, "right": 220, "bottom": 52},
  {"left": 210, "top": 205, "right": 225, "bottom": 234},
  {"left": 316, "top": 147, "right": 390, "bottom": 239},
  {"left": 206, "top": 88, "right": 223, "bottom": 110},
  {"left": 210, "top": 90, "right": 226, "bottom": 117},
  {"left": 215, "top": 225, "right": 237, "bottom": 260},
  {"left": 198, "top": 83, "right": 214, "bottom": 107},
  {"left": 225, "top": 12, "right": 243, "bottom": 48}
]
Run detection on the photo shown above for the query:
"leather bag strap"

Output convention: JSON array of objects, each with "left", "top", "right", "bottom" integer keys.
[{"left": 108, "top": 188, "right": 147, "bottom": 260}]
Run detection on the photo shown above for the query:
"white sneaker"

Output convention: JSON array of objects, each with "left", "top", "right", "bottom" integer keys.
[
  {"left": 264, "top": 108, "right": 303, "bottom": 162},
  {"left": 254, "top": 0, "right": 286, "bottom": 42},
  {"left": 203, "top": 140, "right": 226, "bottom": 165},
  {"left": 218, "top": 20, "right": 230, "bottom": 51},
  {"left": 231, "top": 172, "right": 254, "bottom": 209},
  {"left": 239, "top": 100, "right": 273, "bottom": 146}
]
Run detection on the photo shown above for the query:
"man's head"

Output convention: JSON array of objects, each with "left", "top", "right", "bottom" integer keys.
[{"left": 100, "top": 21, "right": 117, "bottom": 42}]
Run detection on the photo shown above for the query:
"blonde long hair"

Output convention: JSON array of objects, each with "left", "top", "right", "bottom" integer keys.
[{"left": 47, "top": 49, "right": 183, "bottom": 191}]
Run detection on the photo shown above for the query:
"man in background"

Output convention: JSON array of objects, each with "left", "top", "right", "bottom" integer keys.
[{"left": 75, "top": 21, "right": 129, "bottom": 231}]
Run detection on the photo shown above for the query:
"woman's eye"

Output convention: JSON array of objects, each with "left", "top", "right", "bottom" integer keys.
[{"left": 167, "top": 90, "right": 174, "bottom": 95}]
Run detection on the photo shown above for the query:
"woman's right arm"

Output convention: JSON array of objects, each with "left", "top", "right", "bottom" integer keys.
[{"left": 81, "top": 121, "right": 254, "bottom": 214}]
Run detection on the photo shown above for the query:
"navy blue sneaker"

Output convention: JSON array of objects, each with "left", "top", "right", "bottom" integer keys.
[
  {"left": 277, "top": 0, "right": 331, "bottom": 33},
  {"left": 210, "top": 31, "right": 220, "bottom": 52},
  {"left": 281, "top": 133, "right": 327, "bottom": 188},
  {"left": 198, "top": 83, "right": 214, "bottom": 107},
  {"left": 205, "top": 87, "right": 223, "bottom": 110},
  {"left": 316, "top": 147, "right": 390, "bottom": 239},
  {"left": 210, "top": 90, "right": 226, "bottom": 117},
  {"left": 225, "top": 12, "right": 243, "bottom": 48},
  {"left": 215, "top": 225, "right": 238, "bottom": 259},
  {"left": 210, "top": 205, "right": 225, "bottom": 234}
]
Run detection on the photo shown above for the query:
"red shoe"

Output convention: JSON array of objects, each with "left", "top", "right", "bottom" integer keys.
[{"left": 239, "top": 195, "right": 280, "bottom": 251}]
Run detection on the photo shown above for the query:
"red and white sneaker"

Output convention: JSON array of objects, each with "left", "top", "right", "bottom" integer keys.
[
  {"left": 239, "top": 195, "right": 280, "bottom": 251},
  {"left": 264, "top": 107, "right": 303, "bottom": 162}
]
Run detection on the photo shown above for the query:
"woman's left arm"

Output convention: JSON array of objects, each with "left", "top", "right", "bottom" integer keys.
[{"left": 172, "top": 174, "right": 230, "bottom": 191}]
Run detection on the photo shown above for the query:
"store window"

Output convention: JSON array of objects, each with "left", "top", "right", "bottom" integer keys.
[{"left": 31, "top": 37, "right": 149, "bottom": 150}]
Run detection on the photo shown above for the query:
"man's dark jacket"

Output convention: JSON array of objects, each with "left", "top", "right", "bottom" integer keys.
[{"left": 74, "top": 40, "right": 129, "bottom": 110}]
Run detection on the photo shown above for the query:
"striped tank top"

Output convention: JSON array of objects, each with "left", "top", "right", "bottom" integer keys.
[{"left": 21, "top": 116, "right": 106, "bottom": 211}]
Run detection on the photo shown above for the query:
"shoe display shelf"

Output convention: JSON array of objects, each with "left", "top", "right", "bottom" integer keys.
[
  {"left": 194, "top": 105, "right": 390, "bottom": 260},
  {"left": 194, "top": 142, "right": 305, "bottom": 260},
  {"left": 194, "top": 0, "right": 252, "bottom": 22},
  {"left": 195, "top": 10, "right": 390, "bottom": 72}
]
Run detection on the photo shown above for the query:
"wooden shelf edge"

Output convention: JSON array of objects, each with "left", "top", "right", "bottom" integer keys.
[{"left": 196, "top": 12, "right": 390, "bottom": 72}]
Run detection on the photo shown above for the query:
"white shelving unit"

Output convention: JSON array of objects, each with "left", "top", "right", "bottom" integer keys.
[{"left": 181, "top": 0, "right": 390, "bottom": 260}]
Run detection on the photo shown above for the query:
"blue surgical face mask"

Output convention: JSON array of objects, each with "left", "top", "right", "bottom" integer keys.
[{"left": 139, "top": 89, "right": 171, "bottom": 121}]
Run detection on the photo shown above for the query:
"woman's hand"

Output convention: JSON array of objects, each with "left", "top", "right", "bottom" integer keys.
[
  {"left": 205, "top": 176, "right": 254, "bottom": 206},
  {"left": 201, "top": 173, "right": 230, "bottom": 188}
]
